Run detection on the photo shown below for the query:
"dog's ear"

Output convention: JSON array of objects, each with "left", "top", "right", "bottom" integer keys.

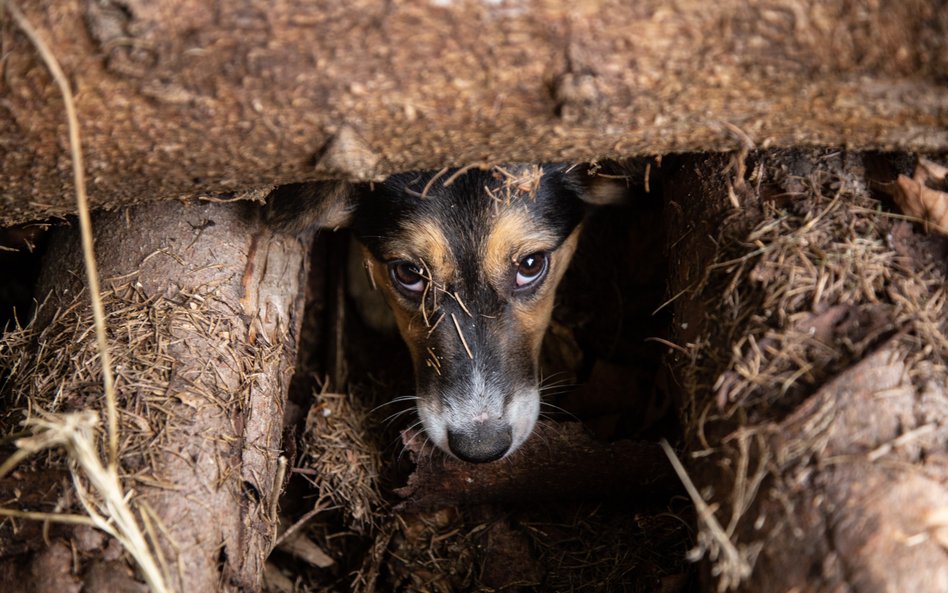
[
  {"left": 560, "top": 163, "right": 630, "bottom": 206},
  {"left": 265, "top": 181, "right": 356, "bottom": 234}
]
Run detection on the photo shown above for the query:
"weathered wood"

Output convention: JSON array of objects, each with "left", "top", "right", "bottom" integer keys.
[
  {"left": 0, "top": 199, "right": 309, "bottom": 592},
  {"left": 1, "top": 0, "right": 946, "bottom": 225}
]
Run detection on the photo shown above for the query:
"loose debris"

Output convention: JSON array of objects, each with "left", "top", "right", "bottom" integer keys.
[
  {"left": 0, "top": 412, "right": 169, "bottom": 593},
  {"left": 883, "top": 158, "right": 948, "bottom": 235},
  {"left": 1, "top": 257, "right": 290, "bottom": 591},
  {"left": 486, "top": 164, "right": 545, "bottom": 207},
  {"left": 700, "top": 153, "right": 946, "bottom": 422},
  {"left": 0, "top": 284, "right": 182, "bottom": 587},
  {"left": 0, "top": 4, "right": 162, "bottom": 589},
  {"left": 660, "top": 440, "right": 753, "bottom": 592},
  {"left": 298, "top": 388, "right": 384, "bottom": 532}
]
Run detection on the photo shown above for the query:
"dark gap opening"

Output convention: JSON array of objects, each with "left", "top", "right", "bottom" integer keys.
[
  {"left": 280, "top": 161, "right": 697, "bottom": 593},
  {"left": 0, "top": 224, "right": 49, "bottom": 332}
]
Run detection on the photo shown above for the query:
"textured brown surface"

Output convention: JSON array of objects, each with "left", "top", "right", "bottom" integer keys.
[
  {"left": 0, "top": 199, "right": 309, "bottom": 592},
  {"left": 2, "top": 0, "right": 947, "bottom": 225},
  {"left": 662, "top": 151, "right": 948, "bottom": 593}
]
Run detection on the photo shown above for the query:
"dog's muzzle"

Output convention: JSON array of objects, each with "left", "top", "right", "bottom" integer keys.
[{"left": 417, "top": 377, "right": 540, "bottom": 463}]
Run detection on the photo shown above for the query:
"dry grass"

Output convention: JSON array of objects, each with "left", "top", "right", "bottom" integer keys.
[
  {"left": 487, "top": 163, "right": 545, "bottom": 206},
  {"left": 382, "top": 509, "right": 480, "bottom": 593},
  {"left": 299, "top": 387, "right": 384, "bottom": 532},
  {"left": 0, "top": 411, "right": 168, "bottom": 593},
  {"left": 0, "top": 283, "right": 182, "bottom": 593},
  {"left": 708, "top": 154, "right": 945, "bottom": 419},
  {"left": 0, "top": 2, "right": 168, "bottom": 589}
]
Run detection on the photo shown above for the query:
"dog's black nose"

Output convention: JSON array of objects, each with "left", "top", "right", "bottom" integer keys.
[{"left": 447, "top": 423, "right": 512, "bottom": 463}]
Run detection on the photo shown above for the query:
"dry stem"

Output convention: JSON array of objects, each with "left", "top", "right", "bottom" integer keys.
[{"left": 1, "top": 0, "right": 119, "bottom": 466}]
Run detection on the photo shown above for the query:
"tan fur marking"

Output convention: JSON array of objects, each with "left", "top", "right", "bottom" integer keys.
[
  {"left": 387, "top": 217, "right": 456, "bottom": 283},
  {"left": 510, "top": 226, "right": 582, "bottom": 357},
  {"left": 361, "top": 247, "right": 426, "bottom": 362},
  {"left": 483, "top": 207, "right": 559, "bottom": 289}
]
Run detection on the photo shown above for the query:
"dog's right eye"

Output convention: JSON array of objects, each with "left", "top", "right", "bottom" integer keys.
[{"left": 390, "top": 261, "right": 426, "bottom": 295}]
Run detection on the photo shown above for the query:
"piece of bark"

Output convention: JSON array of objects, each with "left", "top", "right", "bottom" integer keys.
[
  {"left": 885, "top": 158, "right": 948, "bottom": 235},
  {"left": 276, "top": 531, "right": 334, "bottom": 569},
  {"left": 0, "top": 199, "right": 308, "bottom": 592},
  {"left": 743, "top": 343, "right": 948, "bottom": 592},
  {"left": 395, "top": 421, "right": 678, "bottom": 513},
  {"left": 1, "top": 0, "right": 946, "bottom": 226}
]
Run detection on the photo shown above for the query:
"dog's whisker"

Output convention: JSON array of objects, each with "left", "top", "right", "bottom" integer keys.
[
  {"left": 539, "top": 371, "right": 574, "bottom": 385},
  {"left": 425, "top": 434, "right": 437, "bottom": 465},
  {"left": 538, "top": 371, "right": 571, "bottom": 387},
  {"left": 538, "top": 389, "right": 579, "bottom": 400},
  {"left": 381, "top": 407, "right": 418, "bottom": 427},
  {"left": 538, "top": 392, "right": 574, "bottom": 403},
  {"left": 369, "top": 395, "right": 419, "bottom": 415},
  {"left": 395, "top": 421, "right": 422, "bottom": 462},
  {"left": 538, "top": 384, "right": 578, "bottom": 395},
  {"left": 539, "top": 379, "right": 579, "bottom": 390},
  {"left": 539, "top": 401, "right": 580, "bottom": 422},
  {"left": 404, "top": 419, "right": 425, "bottom": 433},
  {"left": 397, "top": 420, "right": 426, "bottom": 451},
  {"left": 538, "top": 388, "right": 578, "bottom": 399}
]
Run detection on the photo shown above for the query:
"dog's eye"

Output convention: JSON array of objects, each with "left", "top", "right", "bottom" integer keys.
[
  {"left": 514, "top": 252, "right": 548, "bottom": 289},
  {"left": 390, "top": 261, "right": 426, "bottom": 294}
]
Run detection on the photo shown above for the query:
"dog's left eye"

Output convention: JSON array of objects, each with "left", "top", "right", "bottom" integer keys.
[
  {"left": 514, "top": 252, "right": 548, "bottom": 289},
  {"left": 390, "top": 261, "right": 426, "bottom": 295}
]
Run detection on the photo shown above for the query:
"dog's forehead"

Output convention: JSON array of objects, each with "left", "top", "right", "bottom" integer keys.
[{"left": 356, "top": 167, "right": 583, "bottom": 262}]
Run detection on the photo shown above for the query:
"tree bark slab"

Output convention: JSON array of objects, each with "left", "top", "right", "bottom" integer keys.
[
  {"left": 2, "top": 0, "right": 946, "bottom": 225},
  {"left": 0, "top": 199, "right": 308, "bottom": 592}
]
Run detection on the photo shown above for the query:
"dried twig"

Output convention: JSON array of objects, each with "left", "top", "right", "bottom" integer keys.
[
  {"left": 660, "top": 439, "right": 752, "bottom": 591},
  {"left": 2, "top": 0, "right": 120, "bottom": 466},
  {"left": 5, "top": 413, "right": 170, "bottom": 593},
  {"left": 420, "top": 167, "right": 450, "bottom": 199},
  {"left": 450, "top": 313, "right": 474, "bottom": 360}
]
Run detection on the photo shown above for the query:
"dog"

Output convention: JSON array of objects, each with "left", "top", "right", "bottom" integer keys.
[{"left": 269, "top": 164, "right": 623, "bottom": 463}]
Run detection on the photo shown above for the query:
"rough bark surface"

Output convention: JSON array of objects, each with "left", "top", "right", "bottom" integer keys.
[
  {"left": 662, "top": 152, "right": 948, "bottom": 593},
  {"left": 0, "top": 199, "right": 309, "bottom": 592},
  {"left": 2, "top": 0, "right": 947, "bottom": 226}
]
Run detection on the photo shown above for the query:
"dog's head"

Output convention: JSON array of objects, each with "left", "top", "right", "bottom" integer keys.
[{"left": 269, "top": 164, "right": 624, "bottom": 462}]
